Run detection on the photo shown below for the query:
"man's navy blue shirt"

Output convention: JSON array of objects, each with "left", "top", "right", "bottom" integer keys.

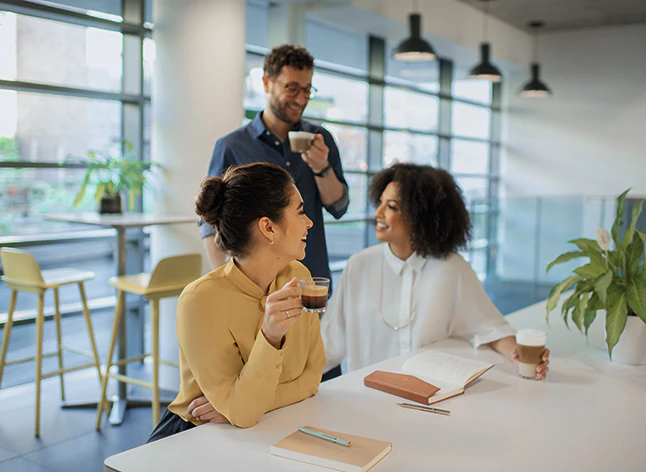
[{"left": 200, "top": 112, "right": 349, "bottom": 281}]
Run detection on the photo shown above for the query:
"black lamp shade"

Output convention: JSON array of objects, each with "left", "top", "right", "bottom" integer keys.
[
  {"left": 520, "top": 63, "right": 552, "bottom": 97},
  {"left": 468, "top": 43, "right": 502, "bottom": 82},
  {"left": 393, "top": 13, "right": 436, "bottom": 62}
]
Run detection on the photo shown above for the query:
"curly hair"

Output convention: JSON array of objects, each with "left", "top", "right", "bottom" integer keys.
[
  {"left": 263, "top": 44, "right": 314, "bottom": 78},
  {"left": 368, "top": 163, "right": 471, "bottom": 259}
]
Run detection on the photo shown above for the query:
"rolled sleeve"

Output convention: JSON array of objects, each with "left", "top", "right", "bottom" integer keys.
[{"left": 320, "top": 126, "right": 349, "bottom": 219}]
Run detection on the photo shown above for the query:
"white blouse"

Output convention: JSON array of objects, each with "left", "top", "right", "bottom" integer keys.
[{"left": 321, "top": 244, "right": 516, "bottom": 373}]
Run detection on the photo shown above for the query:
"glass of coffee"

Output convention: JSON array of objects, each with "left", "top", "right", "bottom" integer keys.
[
  {"left": 288, "top": 131, "right": 315, "bottom": 153},
  {"left": 298, "top": 277, "right": 330, "bottom": 313},
  {"left": 515, "top": 329, "right": 547, "bottom": 379}
]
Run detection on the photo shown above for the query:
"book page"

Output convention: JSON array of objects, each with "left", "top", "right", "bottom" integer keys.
[{"left": 401, "top": 350, "right": 493, "bottom": 388}]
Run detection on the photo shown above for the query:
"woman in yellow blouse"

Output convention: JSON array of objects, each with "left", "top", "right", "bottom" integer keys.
[{"left": 148, "top": 162, "right": 326, "bottom": 441}]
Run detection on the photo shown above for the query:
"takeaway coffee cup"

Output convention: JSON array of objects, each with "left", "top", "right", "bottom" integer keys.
[
  {"left": 288, "top": 131, "right": 315, "bottom": 152},
  {"left": 298, "top": 277, "right": 329, "bottom": 313},
  {"left": 516, "top": 329, "right": 547, "bottom": 379}
]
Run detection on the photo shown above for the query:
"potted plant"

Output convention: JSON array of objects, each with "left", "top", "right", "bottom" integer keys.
[
  {"left": 70, "top": 141, "right": 162, "bottom": 214},
  {"left": 545, "top": 189, "right": 646, "bottom": 364}
]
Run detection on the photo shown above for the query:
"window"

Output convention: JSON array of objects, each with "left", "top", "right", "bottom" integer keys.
[
  {"left": 385, "top": 42, "right": 439, "bottom": 93},
  {"left": 0, "top": 92, "right": 121, "bottom": 163},
  {"left": 383, "top": 131, "right": 438, "bottom": 168},
  {"left": 450, "top": 139, "right": 489, "bottom": 174},
  {"left": 323, "top": 123, "right": 367, "bottom": 171},
  {"left": 0, "top": 12, "right": 123, "bottom": 92},
  {"left": 308, "top": 72, "right": 368, "bottom": 124},
  {"left": 384, "top": 87, "right": 439, "bottom": 132},
  {"left": 451, "top": 102, "right": 491, "bottom": 140}
]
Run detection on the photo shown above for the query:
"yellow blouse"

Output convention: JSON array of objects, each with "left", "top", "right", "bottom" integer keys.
[{"left": 168, "top": 259, "right": 326, "bottom": 428}]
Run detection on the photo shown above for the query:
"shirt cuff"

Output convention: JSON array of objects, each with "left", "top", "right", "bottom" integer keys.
[
  {"left": 324, "top": 184, "right": 349, "bottom": 219},
  {"left": 198, "top": 219, "right": 216, "bottom": 239},
  {"left": 471, "top": 324, "right": 517, "bottom": 349},
  {"left": 247, "top": 331, "right": 286, "bottom": 378}
]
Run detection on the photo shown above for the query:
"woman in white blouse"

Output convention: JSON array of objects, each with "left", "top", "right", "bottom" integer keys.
[{"left": 321, "top": 163, "right": 550, "bottom": 379}]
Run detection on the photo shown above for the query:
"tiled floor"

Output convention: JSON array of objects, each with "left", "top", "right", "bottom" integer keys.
[{"left": 0, "top": 278, "right": 551, "bottom": 472}]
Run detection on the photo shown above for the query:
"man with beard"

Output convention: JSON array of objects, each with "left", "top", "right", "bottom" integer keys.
[{"left": 200, "top": 44, "right": 349, "bottom": 286}]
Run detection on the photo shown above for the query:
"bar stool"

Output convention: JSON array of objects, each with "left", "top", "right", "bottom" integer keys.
[
  {"left": 96, "top": 253, "right": 202, "bottom": 429},
  {"left": 0, "top": 248, "right": 103, "bottom": 436}
]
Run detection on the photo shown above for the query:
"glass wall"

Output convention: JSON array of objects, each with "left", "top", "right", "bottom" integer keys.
[
  {"left": 0, "top": 0, "right": 151, "bottom": 319},
  {"left": 243, "top": 8, "right": 501, "bottom": 279}
]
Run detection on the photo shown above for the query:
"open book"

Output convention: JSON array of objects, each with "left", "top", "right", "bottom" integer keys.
[
  {"left": 400, "top": 350, "right": 494, "bottom": 404},
  {"left": 270, "top": 426, "right": 392, "bottom": 472}
]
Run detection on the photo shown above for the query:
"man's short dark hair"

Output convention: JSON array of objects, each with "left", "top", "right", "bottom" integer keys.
[
  {"left": 369, "top": 163, "right": 472, "bottom": 259},
  {"left": 263, "top": 44, "right": 314, "bottom": 78}
]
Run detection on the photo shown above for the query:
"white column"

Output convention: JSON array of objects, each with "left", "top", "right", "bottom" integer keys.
[
  {"left": 150, "top": 0, "right": 245, "bottom": 387},
  {"left": 151, "top": 0, "right": 245, "bottom": 268}
]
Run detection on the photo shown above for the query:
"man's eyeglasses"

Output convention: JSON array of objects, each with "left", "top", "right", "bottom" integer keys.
[{"left": 274, "top": 79, "right": 318, "bottom": 99}]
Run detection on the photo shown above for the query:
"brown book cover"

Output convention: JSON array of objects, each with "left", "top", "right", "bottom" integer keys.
[
  {"left": 364, "top": 370, "right": 440, "bottom": 404},
  {"left": 270, "top": 426, "right": 392, "bottom": 472}
]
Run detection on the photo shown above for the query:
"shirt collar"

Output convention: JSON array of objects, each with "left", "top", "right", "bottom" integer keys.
[
  {"left": 224, "top": 259, "right": 278, "bottom": 303},
  {"left": 249, "top": 111, "right": 303, "bottom": 139},
  {"left": 382, "top": 243, "right": 428, "bottom": 276}
]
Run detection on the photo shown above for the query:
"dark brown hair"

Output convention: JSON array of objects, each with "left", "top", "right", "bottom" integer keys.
[
  {"left": 195, "top": 163, "right": 294, "bottom": 257},
  {"left": 368, "top": 163, "right": 471, "bottom": 259},
  {"left": 263, "top": 44, "right": 314, "bottom": 78}
]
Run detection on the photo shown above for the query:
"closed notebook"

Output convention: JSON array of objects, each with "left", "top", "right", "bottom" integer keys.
[
  {"left": 364, "top": 370, "right": 440, "bottom": 404},
  {"left": 270, "top": 426, "right": 392, "bottom": 472}
]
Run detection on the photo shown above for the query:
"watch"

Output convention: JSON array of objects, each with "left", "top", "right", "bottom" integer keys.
[{"left": 313, "top": 164, "right": 332, "bottom": 178}]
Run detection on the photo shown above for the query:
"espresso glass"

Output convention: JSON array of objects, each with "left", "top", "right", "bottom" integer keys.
[
  {"left": 516, "top": 329, "right": 547, "bottom": 379},
  {"left": 298, "top": 277, "right": 330, "bottom": 313}
]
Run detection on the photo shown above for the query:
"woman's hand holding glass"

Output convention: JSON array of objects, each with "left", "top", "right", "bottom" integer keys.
[{"left": 261, "top": 277, "right": 303, "bottom": 349}]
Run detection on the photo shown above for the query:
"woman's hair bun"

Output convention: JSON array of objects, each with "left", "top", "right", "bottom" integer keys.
[{"left": 195, "top": 176, "right": 226, "bottom": 226}]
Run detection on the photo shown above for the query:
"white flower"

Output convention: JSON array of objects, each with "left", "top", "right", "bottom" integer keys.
[{"left": 596, "top": 226, "right": 611, "bottom": 251}]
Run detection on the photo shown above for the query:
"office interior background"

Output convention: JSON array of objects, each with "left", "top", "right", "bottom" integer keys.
[{"left": 0, "top": 0, "right": 645, "bottom": 471}]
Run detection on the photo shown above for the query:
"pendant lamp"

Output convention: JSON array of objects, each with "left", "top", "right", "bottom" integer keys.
[
  {"left": 468, "top": 0, "right": 502, "bottom": 82},
  {"left": 393, "top": 0, "right": 436, "bottom": 62},
  {"left": 520, "top": 21, "right": 552, "bottom": 98}
]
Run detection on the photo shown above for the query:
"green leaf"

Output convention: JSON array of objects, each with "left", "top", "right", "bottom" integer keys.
[
  {"left": 605, "top": 289, "right": 628, "bottom": 359},
  {"left": 546, "top": 275, "right": 581, "bottom": 315},
  {"left": 622, "top": 200, "right": 643, "bottom": 249},
  {"left": 546, "top": 251, "right": 586, "bottom": 273},
  {"left": 95, "top": 183, "right": 106, "bottom": 203},
  {"left": 626, "top": 279, "right": 646, "bottom": 321},
  {"left": 593, "top": 270, "right": 614, "bottom": 306},
  {"left": 611, "top": 188, "right": 630, "bottom": 248},
  {"left": 73, "top": 169, "right": 92, "bottom": 208},
  {"left": 574, "top": 263, "right": 606, "bottom": 279},
  {"left": 561, "top": 291, "right": 581, "bottom": 329},
  {"left": 626, "top": 236, "right": 643, "bottom": 277},
  {"left": 572, "top": 292, "right": 589, "bottom": 333},
  {"left": 583, "top": 309, "right": 597, "bottom": 336},
  {"left": 587, "top": 292, "right": 603, "bottom": 311},
  {"left": 569, "top": 238, "right": 602, "bottom": 255}
]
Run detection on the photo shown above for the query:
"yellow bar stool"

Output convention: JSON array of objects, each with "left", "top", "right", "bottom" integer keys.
[
  {"left": 96, "top": 253, "right": 202, "bottom": 429},
  {"left": 0, "top": 248, "right": 103, "bottom": 437}
]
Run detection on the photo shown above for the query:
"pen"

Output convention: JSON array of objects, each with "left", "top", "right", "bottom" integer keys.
[
  {"left": 298, "top": 427, "right": 352, "bottom": 447},
  {"left": 397, "top": 402, "right": 451, "bottom": 416}
]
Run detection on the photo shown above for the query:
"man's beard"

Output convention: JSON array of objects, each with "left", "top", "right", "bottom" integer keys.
[{"left": 269, "top": 96, "right": 302, "bottom": 125}]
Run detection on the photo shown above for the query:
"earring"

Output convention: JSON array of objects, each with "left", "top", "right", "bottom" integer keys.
[{"left": 269, "top": 239, "right": 275, "bottom": 245}]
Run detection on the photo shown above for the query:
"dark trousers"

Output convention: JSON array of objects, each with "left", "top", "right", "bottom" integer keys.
[
  {"left": 322, "top": 364, "right": 341, "bottom": 382},
  {"left": 147, "top": 408, "right": 196, "bottom": 443}
]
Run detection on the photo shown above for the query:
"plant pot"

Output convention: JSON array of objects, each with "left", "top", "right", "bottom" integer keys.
[
  {"left": 610, "top": 315, "right": 646, "bottom": 365},
  {"left": 99, "top": 194, "right": 122, "bottom": 214}
]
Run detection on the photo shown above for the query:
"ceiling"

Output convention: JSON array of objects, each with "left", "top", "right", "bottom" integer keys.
[{"left": 457, "top": 0, "right": 646, "bottom": 31}]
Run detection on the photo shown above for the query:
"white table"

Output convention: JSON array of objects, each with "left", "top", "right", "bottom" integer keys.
[
  {"left": 44, "top": 213, "right": 196, "bottom": 424},
  {"left": 104, "top": 299, "right": 646, "bottom": 472}
]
